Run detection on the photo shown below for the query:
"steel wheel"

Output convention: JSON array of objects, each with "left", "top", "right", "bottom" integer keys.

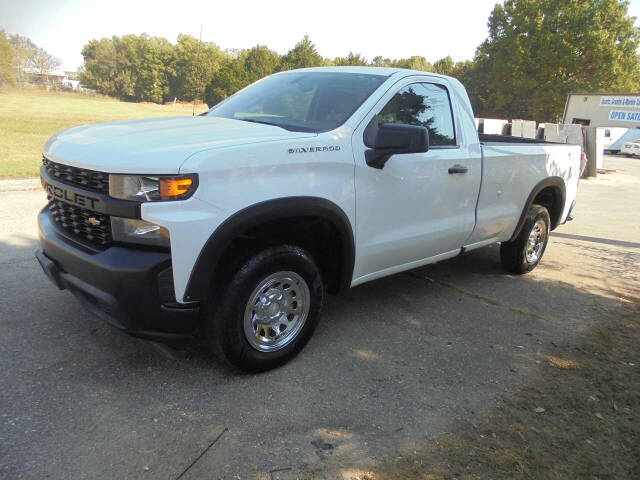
[
  {"left": 500, "top": 204, "right": 551, "bottom": 274},
  {"left": 525, "top": 219, "right": 547, "bottom": 264},
  {"left": 243, "top": 271, "right": 311, "bottom": 352}
]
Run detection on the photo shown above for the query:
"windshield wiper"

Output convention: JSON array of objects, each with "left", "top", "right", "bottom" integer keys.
[
  {"left": 238, "top": 118, "right": 284, "bottom": 128},
  {"left": 237, "top": 118, "right": 318, "bottom": 133}
]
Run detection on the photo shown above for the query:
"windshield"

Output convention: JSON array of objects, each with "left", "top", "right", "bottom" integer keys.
[{"left": 206, "top": 71, "right": 388, "bottom": 133}]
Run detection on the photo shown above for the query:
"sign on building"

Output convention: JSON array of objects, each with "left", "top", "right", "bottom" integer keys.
[
  {"left": 563, "top": 93, "right": 640, "bottom": 128},
  {"left": 599, "top": 96, "right": 640, "bottom": 107}
]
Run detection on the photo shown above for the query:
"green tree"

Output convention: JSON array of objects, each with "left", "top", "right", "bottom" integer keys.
[
  {"left": 244, "top": 45, "right": 280, "bottom": 81},
  {"left": 7, "top": 34, "right": 60, "bottom": 86},
  {"left": 278, "top": 35, "right": 324, "bottom": 71},
  {"left": 30, "top": 46, "right": 62, "bottom": 85},
  {"left": 133, "top": 35, "right": 170, "bottom": 103},
  {"left": 433, "top": 56, "right": 455, "bottom": 76},
  {"left": 204, "top": 45, "right": 280, "bottom": 106},
  {"left": 81, "top": 34, "right": 172, "bottom": 102},
  {"left": 8, "top": 34, "right": 39, "bottom": 86},
  {"left": 372, "top": 55, "right": 433, "bottom": 71},
  {"left": 204, "top": 58, "right": 250, "bottom": 106},
  {"left": 0, "top": 30, "right": 15, "bottom": 86},
  {"left": 80, "top": 37, "right": 122, "bottom": 97},
  {"left": 167, "top": 34, "right": 227, "bottom": 102},
  {"left": 333, "top": 52, "right": 368, "bottom": 66},
  {"left": 371, "top": 56, "right": 390, "bottom": 67},
  {"left": 473, "top": 0, "right": 640, "bottom": 121}
]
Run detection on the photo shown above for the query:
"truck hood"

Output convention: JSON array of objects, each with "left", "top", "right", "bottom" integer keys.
[{"left": 43, "top": 116, "right": 316, "bottom": 174}]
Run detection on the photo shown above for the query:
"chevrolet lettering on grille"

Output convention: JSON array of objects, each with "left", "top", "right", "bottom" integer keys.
[{"left": 43, "top": 182, "right": 100, "bottom": 209}]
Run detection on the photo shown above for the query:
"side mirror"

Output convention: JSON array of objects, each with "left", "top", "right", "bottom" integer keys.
[{"left": 363, "top": 116, "right": 429, "bottom": 169}]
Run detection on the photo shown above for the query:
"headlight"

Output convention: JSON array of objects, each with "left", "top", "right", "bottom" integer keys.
[
  {"left": 111, "top": 217, "right": 170, "bottom": 248},
  {"left": 109, "top": 174, "right": 197, "bottom": 202}
]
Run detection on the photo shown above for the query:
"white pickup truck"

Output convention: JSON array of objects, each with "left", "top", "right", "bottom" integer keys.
[{"left": 36, "top": 67, "right": 580, "bottom": 371}]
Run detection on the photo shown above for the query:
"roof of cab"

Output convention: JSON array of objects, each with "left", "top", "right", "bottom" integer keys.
[{"left": 277, "top": 65, "right": 451, "bottom": 80}]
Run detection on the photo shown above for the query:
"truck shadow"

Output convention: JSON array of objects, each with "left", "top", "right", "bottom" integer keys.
[{"left": 552, "top": 231, "right": 640, "bottom": 249}]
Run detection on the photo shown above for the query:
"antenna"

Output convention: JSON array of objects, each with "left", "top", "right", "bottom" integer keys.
[{"left": 193, "top": 25, "right": 203, "bottom": 116}]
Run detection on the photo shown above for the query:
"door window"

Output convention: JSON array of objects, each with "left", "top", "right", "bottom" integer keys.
[{"left": 378, "top": 83, "right": 456, "bottom": 146}]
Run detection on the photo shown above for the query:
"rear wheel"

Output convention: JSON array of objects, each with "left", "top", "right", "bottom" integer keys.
[
  {"left": 500, "top": 204, "right": 550, "bottom": 274},
  {"left": 204, "top": 245, "right": 324, "bottom": 372}
]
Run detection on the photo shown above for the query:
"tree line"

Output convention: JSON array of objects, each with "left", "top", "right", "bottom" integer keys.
[
  {"left": 0, "top": 31, "right": 62, "bottom": 86},
  {"left": 2, "top": 0, "right": 638, "bottom": 122},
  {"left": 75, "top": 33, "right": 470, "bottom": 106}
]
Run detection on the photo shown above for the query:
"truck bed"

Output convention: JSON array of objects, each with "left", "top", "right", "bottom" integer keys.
[
  {"left": 470, "top": 140, "right": 582, "bottom": 247},
  {"left": 479, "top": 133, "right": 561, "bottom": 145}
]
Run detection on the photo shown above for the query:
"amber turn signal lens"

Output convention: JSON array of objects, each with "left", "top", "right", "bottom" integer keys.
[{"left": 159, "top": 177, "right": 193, "bottom": 199}]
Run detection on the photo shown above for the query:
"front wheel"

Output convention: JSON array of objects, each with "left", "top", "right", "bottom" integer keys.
[
  {"left": 500, "top": 204, "right": 550, "bottom": 274},
  {"left": 204, "top": 245, "right": 324, "bottom": 372}
]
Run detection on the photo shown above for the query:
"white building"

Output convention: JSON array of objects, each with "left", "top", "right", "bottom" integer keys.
[{"left": 563, "top": 93, "right": 640, "bottom": 128}]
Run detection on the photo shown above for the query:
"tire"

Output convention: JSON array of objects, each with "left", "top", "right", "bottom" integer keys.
[
  {"left": 500, "top": 204, "right": 551, "bottom": 274},
  {"left": 204, "top": 245, "right": 324, "bottom": 372}
]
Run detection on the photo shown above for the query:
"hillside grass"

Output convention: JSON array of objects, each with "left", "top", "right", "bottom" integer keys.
[{"left": 0, "top": 88, "right": 208, "bottom": 179}]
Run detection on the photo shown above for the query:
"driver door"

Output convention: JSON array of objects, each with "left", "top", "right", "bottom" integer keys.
[{"left": 351, "top": 78, "right": 481, "bottom": 283}]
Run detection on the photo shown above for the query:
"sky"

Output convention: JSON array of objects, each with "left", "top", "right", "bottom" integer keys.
[{"left": 2, "top": 0, "right": 640, "bottom": 72}]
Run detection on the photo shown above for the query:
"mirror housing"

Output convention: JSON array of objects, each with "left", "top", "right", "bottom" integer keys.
[{"left": 363, "top": 116, "right": 429, "bottom": 169}]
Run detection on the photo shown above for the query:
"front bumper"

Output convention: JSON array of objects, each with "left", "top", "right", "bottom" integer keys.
[{"left": 36, "top": 207, "right": 200, "bottom": 345}]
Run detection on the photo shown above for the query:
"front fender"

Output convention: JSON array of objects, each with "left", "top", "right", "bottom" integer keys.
[{"left": 183, "top": 196, "right": 355, "bottom": 302}]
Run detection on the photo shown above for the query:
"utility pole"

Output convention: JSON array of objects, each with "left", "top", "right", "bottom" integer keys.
[
  {"left": 193, "top": 25, "right": 203, "bottom": 116},
  {"left": 582, "top": 126, "right": 598, "bottom": 178}
]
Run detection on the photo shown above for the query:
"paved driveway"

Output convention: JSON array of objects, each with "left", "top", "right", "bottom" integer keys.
[{"left": 1, "top": 156, "right": 638, "bottom": 479}]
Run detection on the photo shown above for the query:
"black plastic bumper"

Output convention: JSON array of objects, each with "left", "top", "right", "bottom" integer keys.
[{"left": 36, "top": 208, "right": 200, "bottom": 345}]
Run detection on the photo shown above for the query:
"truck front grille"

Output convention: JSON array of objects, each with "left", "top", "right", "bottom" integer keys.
[
  {"left": 48, "top": 199, "right": 112, "bottom": 246},
  {"left": 43, "top": 157, "right": 109, "bottom": 194}
]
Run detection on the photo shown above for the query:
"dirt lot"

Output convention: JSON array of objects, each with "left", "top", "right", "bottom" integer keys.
[{"left": 0, "top": 156, "right": 638, "bottom": 479}]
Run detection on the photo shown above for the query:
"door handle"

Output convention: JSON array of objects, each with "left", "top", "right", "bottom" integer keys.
[{"left": 448, "top": 165, "right": 468, "bottom": 174}]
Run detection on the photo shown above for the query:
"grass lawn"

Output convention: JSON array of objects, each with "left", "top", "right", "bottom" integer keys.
[{"left": 0, "top": 88, "right": 208, "bottom": 179}]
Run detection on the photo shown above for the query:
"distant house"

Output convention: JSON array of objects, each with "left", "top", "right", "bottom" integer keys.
[
  {"left": 25, "top": 69, "right": 64, "bottom": 86},
  {"left": 25, "top": 69, "right": 81, "bottom": 89}
]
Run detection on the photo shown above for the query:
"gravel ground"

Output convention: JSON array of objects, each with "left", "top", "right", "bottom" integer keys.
[{"left": 0, "top": 155, "right": 638, "bottom": 480}]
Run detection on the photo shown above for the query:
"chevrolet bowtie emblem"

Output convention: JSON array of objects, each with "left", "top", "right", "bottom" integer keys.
[{"left": 88, "top": 217, "right": 101, "bottom": 226}]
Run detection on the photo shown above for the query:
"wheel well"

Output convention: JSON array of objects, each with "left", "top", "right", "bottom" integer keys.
[
  {"left": 213, "top": 216, "right": 346, "bottom": 296},
  {"left": 533, "top": 186, "right": 563, "bottom": 230},
  {"left": 508, "top": 178, "right": 566, "bottom": 242}
]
